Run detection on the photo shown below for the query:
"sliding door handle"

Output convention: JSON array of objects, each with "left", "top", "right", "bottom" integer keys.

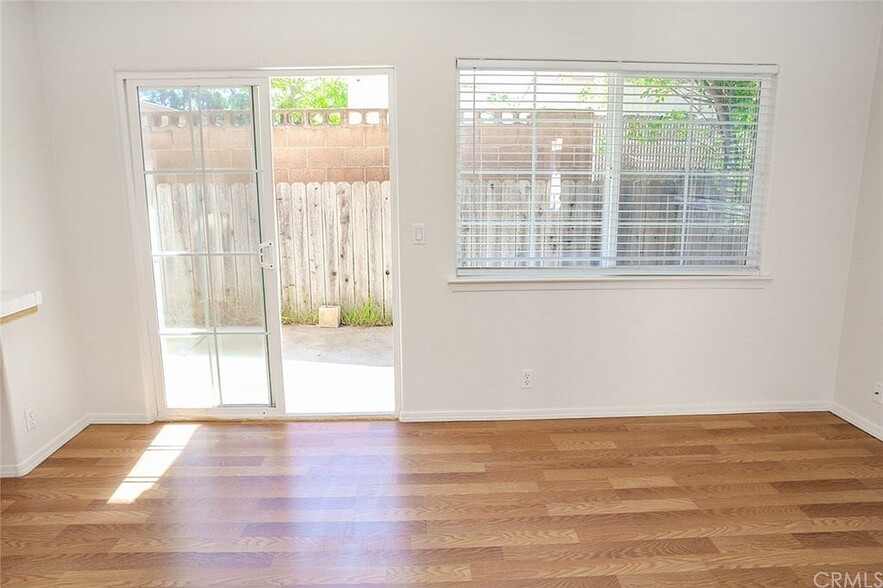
[{"left": 258, "top": 242, "right": 275, "bottom": 270}]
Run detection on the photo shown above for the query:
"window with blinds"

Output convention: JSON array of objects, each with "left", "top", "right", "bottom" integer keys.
[{"left": 456, "top": 59, "right": 776, "bottom": 275}]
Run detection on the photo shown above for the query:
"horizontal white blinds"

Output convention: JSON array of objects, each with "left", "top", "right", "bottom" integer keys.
[{"left": 456, "top": 60, "right": 776, "bottom": 273}]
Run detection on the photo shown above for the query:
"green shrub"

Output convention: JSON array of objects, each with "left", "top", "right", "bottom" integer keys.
[{"left": 342, "top": 300, "right": 392, "bottom": 327}]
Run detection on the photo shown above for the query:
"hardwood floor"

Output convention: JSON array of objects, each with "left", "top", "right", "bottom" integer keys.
[{"left": 1, "top": 412, "right": 882, "bottom": 586}]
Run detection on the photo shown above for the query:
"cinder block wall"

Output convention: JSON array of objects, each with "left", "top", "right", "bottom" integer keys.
[
  {"left": 139, "top": 107, "right": 390, "bottom": 183},
  {"left": 271, "top": 110, "right": 390, "bottom": 183}
]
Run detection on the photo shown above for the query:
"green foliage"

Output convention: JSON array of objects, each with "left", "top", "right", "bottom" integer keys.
[
  {"left": 632, "top": 78, "right": 761, "bottom": 125},
  {"left": 625, "top": 111, "right": 689, "bottom": 144},
  {"left": 270, "top": 78, "right": 348, "bottom": 110},
  {"left": 140, "top": 79, "right": 349, "bottom": 112},
  {"left": 577, "top": 77, "right": 762, "bottom": 171},
  {"left": 341, "top": 300, "right": 392, "bottom": 327},
  {"left": 628, "top": 78, "right": 762, "bottom": 172},
  {"left": 139, "top": 88, "right": 252, "bottom": 110}
]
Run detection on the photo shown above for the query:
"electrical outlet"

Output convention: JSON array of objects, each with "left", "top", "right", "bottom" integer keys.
[
  {"left": 874, "top": 381, "right": 883, "bottom": 406},
  {"left": 521, "top": 369, "right": 534, "bottom": 390},
  {"left": 24, "top": 407, "right": 36, "bottom": 432}
]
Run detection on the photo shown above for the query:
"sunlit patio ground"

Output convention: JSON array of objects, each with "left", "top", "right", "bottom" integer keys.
[{"left": 282, "top": 325, "right": 395, "bottom": 415}]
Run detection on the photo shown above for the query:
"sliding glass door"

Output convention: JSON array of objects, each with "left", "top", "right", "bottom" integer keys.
[{"left": 127, "top": 79, "right": 282, "bottom": 413}]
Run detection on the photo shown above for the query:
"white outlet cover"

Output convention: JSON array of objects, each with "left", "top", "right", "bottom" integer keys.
[
  {"left": 24, "top": 407, "right": 36, "bottom": 431},
  {"left": 521, "top": 369, "right": 534, "bottom": 389}
]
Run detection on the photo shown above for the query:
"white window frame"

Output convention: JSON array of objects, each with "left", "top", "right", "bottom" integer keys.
[{"left": 453, "top": 59, "right": 778, "bottom": 287}]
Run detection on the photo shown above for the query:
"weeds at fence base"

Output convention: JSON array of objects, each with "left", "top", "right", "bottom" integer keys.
[
  {"left": 341, "top": 300, "right": 393, "bottom": 327},
  {"left": 281, "top": 307, "right": 319, "bottom": 325},
  {"left": 282, "top": 300, "right": 391, "bottom": 327}
]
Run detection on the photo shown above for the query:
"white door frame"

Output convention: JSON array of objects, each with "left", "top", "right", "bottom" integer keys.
[{"left": 116, "top": 67, "right": 402, "bottom": 421}]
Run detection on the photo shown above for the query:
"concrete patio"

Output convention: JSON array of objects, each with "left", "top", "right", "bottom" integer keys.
[{"left": 282, "top": 325, "right": 394, "bottom": 415}]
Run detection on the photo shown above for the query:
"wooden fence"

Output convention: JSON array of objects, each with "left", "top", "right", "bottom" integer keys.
[
  {"left": 151, "top": 181, "right": 264, "bottom": 330},
  {"left": 151, "top": 180, "right": 392, "bottom": 328},
  {"left": 457, "top": 176, "right": 749, "bottom": 269},
  {"left": 276, "top": 181, "right": 392, "bottom": 316}
]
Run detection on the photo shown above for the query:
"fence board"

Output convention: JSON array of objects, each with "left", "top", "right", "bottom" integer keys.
[
  {"left": 305, "top": 182, "right": 325, "bottom": 308},
  {"left": 231, "top": 182, "right": 254, "bottom": 316},
  {"left": 156, "top": 183, "right": 175, "bottom": 252},
  {"left": 246, "top": 182, "right": 260, "bottom": 255},
  {"left": 336, "top": 182, "right": 355, "bottom": 309},
  {"left": 224, "top": 182, "right": 238, "bottom": 308},
  {"left": 561, "top": 179, "right": 576, "bottom": 266},
  {"left": 203, "top": 182, "right": 221, "bottom": 321},
  {"left": 484, "top": 180, "right": 500, "bottom": 267},
  {"left": 188, "top": 183, "right": 206, "bottom": 325},
  {"left": 290, "top": 183, "right": 311, "bottom": 313},
  {"left": 351, "top": 181, "right": 370, "bottom": 305},
  {"left": 185, "top": 183, "right": 209, "bottom": 324},
  {"left": 501, "top": 180, "right": 517, "bottom": 268},
  {"left": 321, "top": 182, "right": 339, "bottom": 305},
  {"left": 535, "top": 180, "right": 550, "bottom": 268},
  {"left": 276, "top": 183, "right": 294, "bottom": 309},
  {"left": 186, "top": 182, "right": 203, "bottom": 254},
  {"left": 367, "top": 181, "right": 384, "bottom": 304},
  {"left": 172, "top": 183, "right": 193, "bottom": 252},
  {"left": 156, "top": 183, "right": 178, "bottom": 324},
  {"left": 459, "top": 179, "right": 473, "bottom": 265},
  {"left": 516, "top": 180, "right": 530, "bottom": 267}
]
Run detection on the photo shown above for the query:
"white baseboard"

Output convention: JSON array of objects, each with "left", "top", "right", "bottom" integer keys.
[
  {"left": 4, "top": 401, "right": 863, "bottom": 478},
  {"left": 0, "top": 413, "right": 91, "bottom": 478},
  {"left": 89, "top": 413, "right": 156, "bottom": 425},
  {"left": 0, "top": 412, "right": 156, "bottom": 478},
  {"left": 830, "top": 402, "right": 883, "bottom": 441},
  {"left": 399, "top": 400, "right": 831, "bottom": 423}
]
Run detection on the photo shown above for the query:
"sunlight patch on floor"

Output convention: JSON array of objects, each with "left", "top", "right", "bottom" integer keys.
[{"left": 108, "top": 424, "right": 199, "bottom": 504}]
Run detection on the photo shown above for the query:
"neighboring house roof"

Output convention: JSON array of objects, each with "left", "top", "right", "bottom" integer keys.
[{"left": 139, "top": 100, "right": 178, "bottom": 112}]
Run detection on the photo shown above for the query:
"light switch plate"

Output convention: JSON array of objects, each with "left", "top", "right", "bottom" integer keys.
[{"left": 413, "top": 223, "right": 426, "bottom": 245}]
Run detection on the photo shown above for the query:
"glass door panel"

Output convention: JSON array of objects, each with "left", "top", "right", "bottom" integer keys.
[
  {"left": 161, "top": 336, "right": 217, "bottom": 408},
  {"left": 134, "top": 82, "right": 276, "bottom": 409}
]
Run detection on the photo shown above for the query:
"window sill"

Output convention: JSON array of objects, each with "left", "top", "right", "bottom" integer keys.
[{"left": 448, "top": 274, "right": 772, "bottom": 292}]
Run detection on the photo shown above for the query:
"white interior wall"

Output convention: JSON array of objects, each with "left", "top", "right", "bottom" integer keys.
[
  {"left": 16, "top": 2, "right": 883, "bottom": 431},
  {"left": 0, "top": 2, "right": 89, "bottom": 475},
  {"left": 0, "top": 0, "right": 11, "bottom": 472},
  {"left": 833, "top": 27, "right": 883, "bottom": 438}
]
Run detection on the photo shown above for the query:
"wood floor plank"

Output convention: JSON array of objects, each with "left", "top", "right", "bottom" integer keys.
[
  {"left": 546, "top": 497, "right": 699, "bottom": 516},
  {"left": 412, "top": 529, "right": 581, "bottom": 549},
  {"left": 469, "top": 555, "right": 710, "bottom": 581},
  {"left": 1, "top": 412, "right": 880, "bottom": 585},
  {"left": 702, "top": 546, "right": 883, "bottom": 569},
  {"left": 617, "top": 571, "right": 718, "bottom": 587},
  {"left": 609, "top": 476, "right": 677, "bottom": 489},
  {"left": 710, "top": 567, "right": 806, "bottom": 587},
  {"left": 792, "top": 530, "right": 883, "bottom": 548},
  {"left": 502, "top": 538, "right": 720, "bottom": 561}
]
